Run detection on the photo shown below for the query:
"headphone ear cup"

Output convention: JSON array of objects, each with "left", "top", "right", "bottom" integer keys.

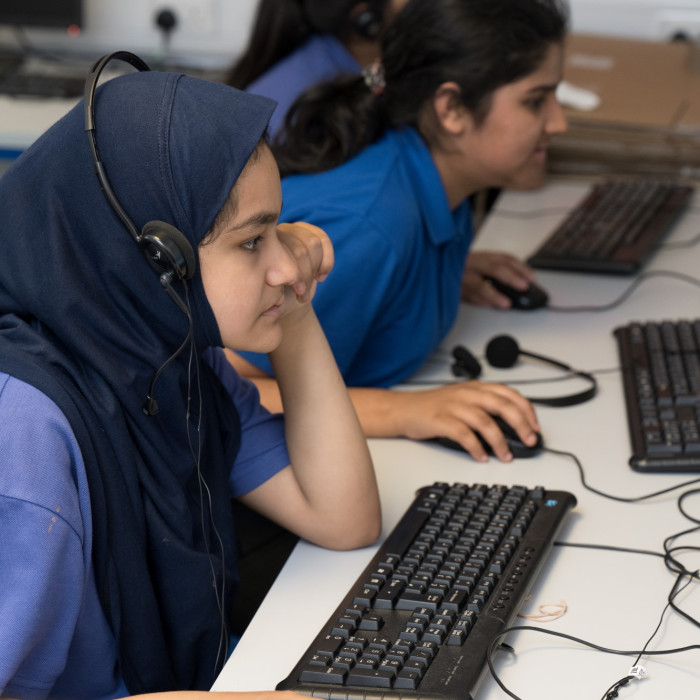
[
  {"left": 485, "top": 335, "right": 521, "bottom": 369},
  {"left": 451, "top": 345, "right": 482, "bottom": 379},
  {"left": 354, "top": 7, "right": 382, "bottom": 39},
  {"left": 140, "top": 220, "right": 195, "bottom": 281}
]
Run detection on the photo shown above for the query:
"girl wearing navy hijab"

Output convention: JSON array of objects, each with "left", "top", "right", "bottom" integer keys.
[{"left": 0, "top": 67, "right": 380, "bottom": 698}]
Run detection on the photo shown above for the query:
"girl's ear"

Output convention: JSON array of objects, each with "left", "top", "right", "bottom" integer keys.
[{"left": 432, "top": 81, "right": 472, "bottom": 136}]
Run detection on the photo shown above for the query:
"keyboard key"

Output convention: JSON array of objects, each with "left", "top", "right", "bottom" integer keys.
[
  {"left": 299, "top": 666, "right": 346, "bottom": 684},
  {"left": 346, "top": 668, "right": 394, "bottom": 687}
]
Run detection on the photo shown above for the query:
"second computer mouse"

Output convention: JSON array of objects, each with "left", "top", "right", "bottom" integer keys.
[
  {"left": 433, "top": 416, "right": 544, "bottom": 459},
  {"left": 486, "top": 277, "right": 549, "bottom": 310}
]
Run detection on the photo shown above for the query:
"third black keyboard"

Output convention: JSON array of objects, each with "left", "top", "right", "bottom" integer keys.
[
  {"left": 615, "top": 319, "right": 700, "bottom": 472},
  {"left": 277, "top": 481, "right": 576, "bottom": 700},
  {"left": 0, "top": 70, "right": 85, "bottom": 98},
  {"left": 527, "top": 179, "right": 694, "bottom": 274}
]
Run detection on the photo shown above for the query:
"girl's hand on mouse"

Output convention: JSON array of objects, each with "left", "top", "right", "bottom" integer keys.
[
  {"left": 461, "top": 251, "right": 534, "bottom": 308},
  {"left": 381, "top": 380, "right": 540, "bottom": 463},
  {"left": 276, "top": 221, "right": 334, "bottom": 305}
]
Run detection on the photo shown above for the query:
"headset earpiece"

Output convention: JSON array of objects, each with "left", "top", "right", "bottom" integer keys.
[
  {"left": 84, "top": 51, "right": 197, "bottom": 289},
  {"left": 354, "top": 7, "right": 382, "bottom": 39},
  {"left": 304, "top": 1, "right": 382, "bottom": 38},
  {"left": 485, "top": 335, "right": 522, "bottom": 369},
  {"left": 451, "top": 345, "right": 483, "bottom": 379},
  {"left": 141, "top": 220, "right": 195, "bottom": 281}
]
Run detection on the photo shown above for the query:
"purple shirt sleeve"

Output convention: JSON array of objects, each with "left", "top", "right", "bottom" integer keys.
[{"left": 0, "top": 372, "right": 124, "bottom": 700}]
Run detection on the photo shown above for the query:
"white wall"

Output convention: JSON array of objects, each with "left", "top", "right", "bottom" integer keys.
[
  {"left": 570, "top": 0, "right": 700, "bottom": 41},
  {"left": 4, "top": 0, "right": 700, "bottom": 70}
]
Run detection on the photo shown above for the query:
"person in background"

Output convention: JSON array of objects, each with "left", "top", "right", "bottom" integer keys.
[
  {"left": 0, "top": 66, "right": 380, "bottom": 699},
  {"left": 231, "top": 0, "right": 569, "bottom": 463},
  {"left": 227, "top": 0, "right": 408, "bottom": 139}
]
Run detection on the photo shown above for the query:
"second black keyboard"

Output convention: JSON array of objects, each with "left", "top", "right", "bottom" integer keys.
[
  {"left": 277, "top": 481, "right": 576, "bottom": 700},
  {"left": 527, "top": 179, "right": 694, "bottom": 275},
  {"left": 615, "top": 319, "right": 700, "bottom": 472}
]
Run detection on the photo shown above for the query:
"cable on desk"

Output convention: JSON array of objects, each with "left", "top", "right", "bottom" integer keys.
[
  {"left": 547, "top": 444, "right": 700, "bottom": 627},
  {"left": 484, "top": 567, "right": 699, "bottom": 700},
  {"left": 549, "top": 445, "right": 700, "bottom": 634},
  {"left": 543, "top": 445, "right": 700, "bottom": 504},
  {"left": 485, "top": 623, "right": 700, "bottom": 700},
  {"left": 406, "top": 352, "right": 620, "bottom": 387},
  {"left": 547, "top": 270, "right": 700, "bottom": 313}
]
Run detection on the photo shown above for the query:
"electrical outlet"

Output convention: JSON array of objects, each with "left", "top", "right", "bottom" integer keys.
[{"left": 150, "top": 0, "right": 218, "bottom": 36}]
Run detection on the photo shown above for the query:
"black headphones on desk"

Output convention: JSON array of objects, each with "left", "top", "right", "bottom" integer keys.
[
  {"left": 451, "top": 334, "right": 598, "bottom": 407},
  {"left": 83, "top": 51, "right": 196, "bottom": 312}
]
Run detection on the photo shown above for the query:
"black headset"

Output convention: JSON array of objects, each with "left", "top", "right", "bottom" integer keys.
[
  {"left": 304, "top": 1, "right": 385, "bottom": 40},
  {"left": 83, "top": 51, "right": 196, "bottom": 315},
  {"left": 84, "top": 51, "right": 198, "bottom": 415},
  {"left": 451, "top": 334, "right": 598, "bottom": 408},
  {"left": 354, "top": 0, "right": 385, "bottom": 39}
]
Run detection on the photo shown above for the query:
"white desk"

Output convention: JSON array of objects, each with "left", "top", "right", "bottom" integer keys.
[
  {"left": 214, "top": 179, "right": 700, "bottom": 697},
  {"left": 0, "top": 95, "right": 78, "bottom": 155}
]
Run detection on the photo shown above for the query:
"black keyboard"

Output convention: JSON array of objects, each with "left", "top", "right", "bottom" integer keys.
[
  {"left": 0, "top": 71, "right": 84, "bottom": 98},
  {"left": 615, "top": 319, "right": 700, "bottom": 472},
  {"left": 277, "top": 481, "right": 576, "bottom": 699},
  {"left": 527, "top": 179, "right": 694, "bottom": 274}
]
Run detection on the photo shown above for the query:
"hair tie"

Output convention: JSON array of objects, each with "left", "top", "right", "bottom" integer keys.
[{"left": 362, "top": 59, "right": 386, "bottom": 96}]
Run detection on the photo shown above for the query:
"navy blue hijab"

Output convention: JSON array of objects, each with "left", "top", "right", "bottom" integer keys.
[{"left": 0, "top": 71, "right": 275, "bottom": 692}]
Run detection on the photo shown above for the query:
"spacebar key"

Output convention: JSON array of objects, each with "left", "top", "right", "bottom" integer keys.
[
  {"left": 346, "top": 668, "right": 394, "bottom": 687},
  {"left": 299, "top": 667, "right": 346, "bottom": 685}
]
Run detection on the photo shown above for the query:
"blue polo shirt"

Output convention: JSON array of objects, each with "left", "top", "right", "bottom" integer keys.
[
  {"left": 246, "top": 34, "right": 361, "bottom": 139},
  {"left": 240, "top": 127, "right": 473, "bottom": 387},
  {"left": 0, "top": 348, "right": 290, "bottom": 699}
]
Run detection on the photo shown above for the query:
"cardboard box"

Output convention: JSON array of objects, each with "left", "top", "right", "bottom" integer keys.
[{"left": 548, "top": 34, "right": 700, "bottom": 179}]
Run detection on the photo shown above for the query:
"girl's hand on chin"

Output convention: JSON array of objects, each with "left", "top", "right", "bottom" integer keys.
[{"left": 276, "top": 222, "right": 334, "bottom": 304}]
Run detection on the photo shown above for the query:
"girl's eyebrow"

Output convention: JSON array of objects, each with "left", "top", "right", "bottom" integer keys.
[
  {"left": 528, "top": 81, "right": 559, "bottom": 94},
  {"left": 230, "top": 211, "right": 279, "bottom": 232}
]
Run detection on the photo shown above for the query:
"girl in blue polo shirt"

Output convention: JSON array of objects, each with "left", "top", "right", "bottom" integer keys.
[
  {"left": 233, "top": 0, "right": 569, "bottom": 463},
  {"left": 0, "top": 66, "right": 379, "bottom": 698}
]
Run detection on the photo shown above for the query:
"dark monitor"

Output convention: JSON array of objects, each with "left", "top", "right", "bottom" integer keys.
[{"left": 0, "top": 0, "right": 83, "bottom": 31}]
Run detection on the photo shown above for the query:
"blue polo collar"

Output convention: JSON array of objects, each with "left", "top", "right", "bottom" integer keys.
[{"left": 392, "top": 127, "right": 470, "bottom": 246}]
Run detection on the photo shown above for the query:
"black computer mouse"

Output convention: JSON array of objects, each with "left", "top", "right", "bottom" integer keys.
[
  {"left": 432, "top": 416, "right": 544, "bottom": 459},
  {"left": 486, "top": 277, "right": 549, "bottom": 311}
]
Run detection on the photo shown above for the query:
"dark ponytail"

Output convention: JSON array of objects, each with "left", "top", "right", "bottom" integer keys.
[
  {"left": 274, "top": 74, "right": 387, "bottom": 176},
  {"left": 274, "top": 0, "right": 569, "bottom": 175}
]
